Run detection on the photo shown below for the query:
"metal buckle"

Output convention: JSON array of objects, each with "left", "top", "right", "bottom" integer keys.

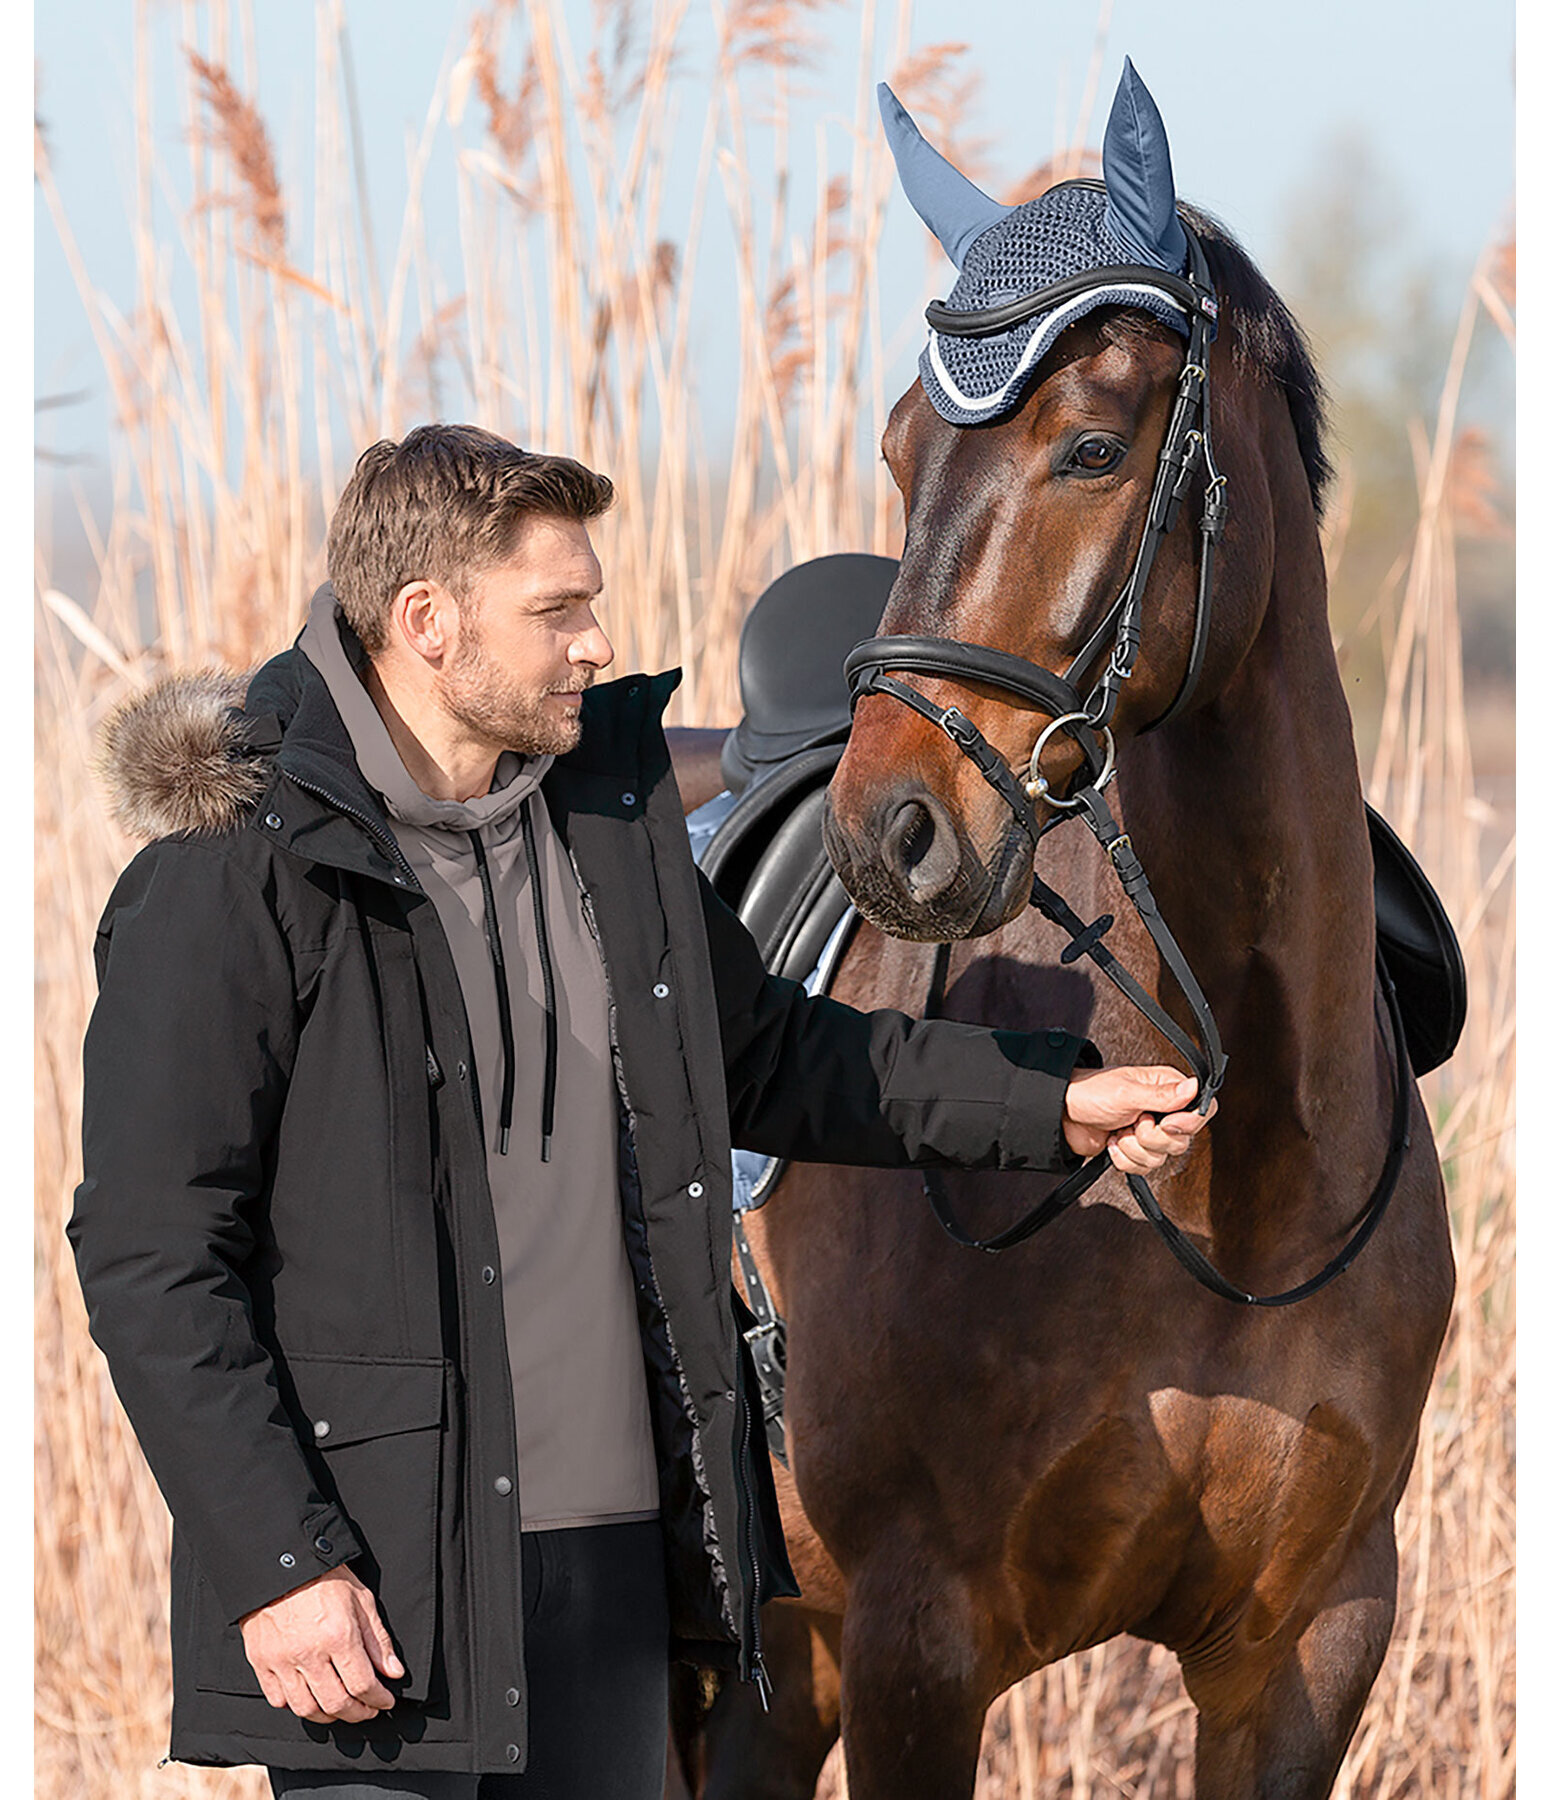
[
  {"left": 1024, "top": 712, "right": 1116, "bottom": 810},
  {"left": 939, "top": 705, "right": 979, "bottom": 748}
]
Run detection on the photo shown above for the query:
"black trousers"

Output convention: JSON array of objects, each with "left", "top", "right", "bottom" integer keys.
[{"left": 268, "top": 1519, "right": 669, "bottom": 1800}]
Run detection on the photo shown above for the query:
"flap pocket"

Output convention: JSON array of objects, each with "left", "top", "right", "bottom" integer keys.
[
  {"left": 193, "top": 1355, "right": 448, "bottom": 1705},
  {"left": 286, "top": 1354, "right": 445, "bottom": 1448}
]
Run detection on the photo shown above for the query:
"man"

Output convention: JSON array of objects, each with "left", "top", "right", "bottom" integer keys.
[{"left": 70, "top": 424, "right": 1212, "bottom": 1798}]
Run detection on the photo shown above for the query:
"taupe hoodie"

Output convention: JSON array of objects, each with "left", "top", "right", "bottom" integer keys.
[{"left": 301, "top": 589, "right": 658, "bottom": 1529}]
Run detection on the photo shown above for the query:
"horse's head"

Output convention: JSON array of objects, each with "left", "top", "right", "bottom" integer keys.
[{"left": 826, "top": 62, "right": 1310, "bottom": 941}]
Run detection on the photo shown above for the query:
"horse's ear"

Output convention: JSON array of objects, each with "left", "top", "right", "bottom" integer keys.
[
  {"left": 877, "top": 82, "right": 1013, "bottom": 269},
  {"left": 1101, "top": 58, "right": 1188, "bottom": 272}
]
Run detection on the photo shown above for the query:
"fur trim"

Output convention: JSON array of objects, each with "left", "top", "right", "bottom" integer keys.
[{"left": 96, "top": 670, "right": 266, "bottom": 841}]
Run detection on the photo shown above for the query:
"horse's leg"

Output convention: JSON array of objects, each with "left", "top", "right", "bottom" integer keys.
[
  {"left": 683, "top": 1602, "right": 842, "bottom": 1800},
  {"left": 836, "top": 1553, "right": 995, "bottom": 1800},
  {"left": 1188, "top": 1518, "right": 1399, "bottom": 1800}
]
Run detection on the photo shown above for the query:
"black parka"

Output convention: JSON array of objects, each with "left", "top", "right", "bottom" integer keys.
[{"left": 68, "top": 644, "right": 1095, "bottom": 1772}]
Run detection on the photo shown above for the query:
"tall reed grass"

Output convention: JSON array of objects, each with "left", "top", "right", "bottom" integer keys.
[{"left": 35, "top": 4, "right": 1513, "bottom": 1795}]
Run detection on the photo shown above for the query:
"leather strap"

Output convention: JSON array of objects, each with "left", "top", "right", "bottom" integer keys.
[
  {"left": 1124, "top": 956, "right": 1412, "bottom": 1306},
  {"left": 733, "top": 1214, "right": 789, "bottom": 1465}
]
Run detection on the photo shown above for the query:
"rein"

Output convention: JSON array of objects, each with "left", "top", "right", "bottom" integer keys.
[{"left": 842, "top": 199, "right": 1412, "bottom": 1303}]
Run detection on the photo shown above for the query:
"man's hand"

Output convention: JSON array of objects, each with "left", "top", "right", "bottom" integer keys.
[
  {"left": 239, "top": 1563, "right": 403, "bottom": 1724},
  {"left": 1062, "top": 1066, "right": 1217, "bottom": 1174}
]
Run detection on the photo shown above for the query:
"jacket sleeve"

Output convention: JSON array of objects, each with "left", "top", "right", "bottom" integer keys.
[
  {"left": 67, "top": 838, "right": 365, "bottom": 1626},
  {"left": 697, "top": 872, "right": 1100, "bottom": 1173}
]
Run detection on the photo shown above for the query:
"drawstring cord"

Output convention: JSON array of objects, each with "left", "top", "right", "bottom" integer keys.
[
  {"left": 520, "top": 799, "right": 559, "bottom": 1163},
  {"left": 468, "top": 827, "right": 517, "bottom": 1155},
  {"left": 468, "top": 804, "right": 560, "bottom": 1163}
]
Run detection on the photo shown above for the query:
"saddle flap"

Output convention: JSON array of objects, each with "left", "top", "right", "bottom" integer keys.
[{"left": 1366, "top": 804, "right": 1467, "bottom": 1077}]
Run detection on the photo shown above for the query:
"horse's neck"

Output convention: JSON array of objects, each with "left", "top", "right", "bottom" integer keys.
[{"left": 1119, "top": 559, "right": 1388, "bottom": 1221}]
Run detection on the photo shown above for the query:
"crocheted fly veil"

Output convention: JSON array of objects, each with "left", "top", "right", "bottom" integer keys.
[{"left": 881, "top": 59, "right": 1200, "bottom": 426}]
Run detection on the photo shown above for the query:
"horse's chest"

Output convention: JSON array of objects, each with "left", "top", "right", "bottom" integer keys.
[{"left": 1006, "top": 1385, "right": 1377, "bottom": 1658}]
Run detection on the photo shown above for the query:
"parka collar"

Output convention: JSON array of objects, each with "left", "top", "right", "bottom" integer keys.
[{"left": 240, "top": 626, "right": 681, "bottom": 893}]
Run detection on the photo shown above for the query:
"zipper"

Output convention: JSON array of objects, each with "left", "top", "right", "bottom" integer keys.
[
  {"left": 565, "top": 843, "right": 750, "bottom": 1658},
  {"left": 284, "top": 772, "right": 421, "bottom": 889},
  {"left": 738, "top": 1373, "right": 772, "bottom": 1709}
]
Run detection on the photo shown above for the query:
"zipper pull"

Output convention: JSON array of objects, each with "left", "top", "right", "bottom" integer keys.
[{"left": 753, "top": 1655, "right": 774, "bottom": 1712}]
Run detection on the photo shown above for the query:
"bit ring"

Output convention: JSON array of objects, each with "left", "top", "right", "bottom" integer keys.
[{"left": 1023, "top": 713, "right": 1116, "bottom": 810}]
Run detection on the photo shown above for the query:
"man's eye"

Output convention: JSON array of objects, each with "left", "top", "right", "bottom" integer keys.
[{"left": 1068, "top": 437, "right": 1124, "bottom": 474}]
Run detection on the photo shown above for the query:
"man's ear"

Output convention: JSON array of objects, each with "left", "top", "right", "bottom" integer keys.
[{"left": 392, "top": 578, "right": 457, "bottom": 668}]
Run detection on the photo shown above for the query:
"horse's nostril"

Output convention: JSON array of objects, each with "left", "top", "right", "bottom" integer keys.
[
  {"left": 897, "top": 802, "right": 934, "bottom": 869},
  {"left": 881, "top": 797, "right": 961, "bottom": 904}
]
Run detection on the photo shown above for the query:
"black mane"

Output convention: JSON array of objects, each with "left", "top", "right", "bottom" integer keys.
[{"left": 1180, "top": 202, "right": 1333, "bottom": 517}]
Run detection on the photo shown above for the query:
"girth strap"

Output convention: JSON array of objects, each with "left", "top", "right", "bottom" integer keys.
[{"left": 732, "top": 1213, "right": 789, "bottom": 1465}]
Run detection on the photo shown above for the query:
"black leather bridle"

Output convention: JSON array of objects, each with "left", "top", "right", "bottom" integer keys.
[{"left": 841, "top": 195, "right": 1411, "bottom": 1304}]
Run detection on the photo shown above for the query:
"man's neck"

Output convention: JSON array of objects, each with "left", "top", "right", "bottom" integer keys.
[{"left": 361, "top": 659, "right": 501, "bottom": 802}]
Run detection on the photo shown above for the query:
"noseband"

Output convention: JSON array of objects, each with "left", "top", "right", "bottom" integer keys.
[{"left": 841, "top": 196, "right": 1412, "bottom": 1304}]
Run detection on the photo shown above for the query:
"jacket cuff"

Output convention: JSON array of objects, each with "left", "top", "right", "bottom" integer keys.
[
  {"left": 213, "top": 1502, "right": 365, "bottom": 1626},
  {"left": 993, "top": 1028, "right": 1103, "bottom": 1174}
]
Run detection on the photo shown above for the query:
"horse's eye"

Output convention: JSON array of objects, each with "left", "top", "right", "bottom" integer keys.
[{"left": 1068, "top": 436, "right": 1124, "bottom": 474}]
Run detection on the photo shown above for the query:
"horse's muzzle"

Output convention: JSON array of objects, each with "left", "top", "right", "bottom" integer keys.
[{"left": 822, "top": 785, "right": 1033, "bottom": 941}]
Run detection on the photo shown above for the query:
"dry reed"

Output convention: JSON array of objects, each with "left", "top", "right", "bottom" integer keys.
[{"left": 35, "top": 4, "right": 1512, "bottom": 1795}]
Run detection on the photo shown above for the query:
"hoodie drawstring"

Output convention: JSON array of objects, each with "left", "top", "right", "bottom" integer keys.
[
  {"left": 468, "top": 828, "right": 517, "bottom": 1155},
  {"left": 468, "top": 807, "right": 559, "bottom": 1163},
  {"left": 520, "top": 798, "right": 559, "bottom": 1163}
]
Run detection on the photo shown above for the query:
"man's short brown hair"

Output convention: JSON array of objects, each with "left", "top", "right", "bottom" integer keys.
[{"left": 327, "top": 424, "right": 614, "bottom": 653}]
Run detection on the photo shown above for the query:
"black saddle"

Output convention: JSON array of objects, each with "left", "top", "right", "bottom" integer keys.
[{"left": 702, "top": 555, "right": 898, "bottom": 983}]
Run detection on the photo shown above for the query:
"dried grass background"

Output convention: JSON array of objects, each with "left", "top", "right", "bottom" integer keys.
[{"left": 34, "top": 3, "right": 1514, "bottom": 1795}]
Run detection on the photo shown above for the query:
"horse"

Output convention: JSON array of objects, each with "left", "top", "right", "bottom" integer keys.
[{"left": 672, "top": 63, "right": 1454, "bottom": 1800}]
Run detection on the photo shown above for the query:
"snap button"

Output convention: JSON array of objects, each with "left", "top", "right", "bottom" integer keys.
[
  {"left": 687, "top": 1181, "right": 704, "bottom": 1199},
  {"left": 482, "top": 1265, "right": 497, "bottom": 1285},
  {"left": 458, "top": 1062, "right": 468, "bottom": 1081},
  {"left": 312, "top": 1420, "right": 331, "bottom": 1441},
  {"left": 315, "top": 1536, "right": 332, "bottom": 1555},
  {"left": 621, "top": 791, "right": 636, "bottom": 807},
  {"left": 1049, "top": 1030, "right": 1066, "bottom": 1046},
  {"left": 264, "top": 813, "right": 282, "bottom": 830},
  {"left": 279, "top": 1552, "right": 296, "bottom": 1569},
  {"left": 494, "top": 1476, "right": 514, "bottom": 1496},
  {"left": 653, "top": 983, "right": 670, "bottom": 999},
  {"left": 506, "top": 1745, "right": 521, "bottom": 1764},
  {"left": 506, "top": 1688, "right": 520, "bottom": 1706}
]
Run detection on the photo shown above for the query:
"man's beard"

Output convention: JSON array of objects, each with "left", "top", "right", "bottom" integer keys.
[{"left": 439, "top": 618, "right": 589, "bottom": 757}]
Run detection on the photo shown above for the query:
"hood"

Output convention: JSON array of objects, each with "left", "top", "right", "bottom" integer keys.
[
  {"left": 96, "top": 668, "right": 269, "bottom": 842},
  {"left": 297, "top": 584, "right": 552, "bottom": 835},
  {"left": 95, "top": 626, "right": 683, "bottom": 849}
]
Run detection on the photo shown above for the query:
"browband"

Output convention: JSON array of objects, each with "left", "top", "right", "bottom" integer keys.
[{"left": 926, "top": 263, "right": 1217, "bottom": 341}]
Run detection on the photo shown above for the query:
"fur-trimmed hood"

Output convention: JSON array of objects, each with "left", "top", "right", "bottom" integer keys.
[{"left": 95, "top": 669, "right": 267, "bottom": 842}]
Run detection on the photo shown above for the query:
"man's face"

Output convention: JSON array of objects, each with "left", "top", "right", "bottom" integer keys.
[{"left": 438, "top": 514, "right": 614, "bottom": 757}]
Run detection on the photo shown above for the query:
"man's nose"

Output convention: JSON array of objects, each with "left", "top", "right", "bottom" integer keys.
[{"left": 571, "top": 609, "right": 614, "bottom": 671}]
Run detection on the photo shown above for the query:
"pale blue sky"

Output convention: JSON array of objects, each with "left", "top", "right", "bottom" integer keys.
[{"left": 33, "top": 0, "right": 1515, "bottom": 471}]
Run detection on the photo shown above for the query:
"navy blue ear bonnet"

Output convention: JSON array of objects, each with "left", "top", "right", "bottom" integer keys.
[{"left": 881, "top": 58, "right": 1209, "bottom": 427}]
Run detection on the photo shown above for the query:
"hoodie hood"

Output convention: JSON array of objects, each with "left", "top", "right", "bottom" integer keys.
[{"left": 297, "top": 583, "right": 552, "bottom": 836}]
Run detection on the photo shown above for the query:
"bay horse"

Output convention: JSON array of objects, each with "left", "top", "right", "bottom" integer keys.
[{"left": 676, "top": 64, "right": 1454, "bottom": 1800}]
